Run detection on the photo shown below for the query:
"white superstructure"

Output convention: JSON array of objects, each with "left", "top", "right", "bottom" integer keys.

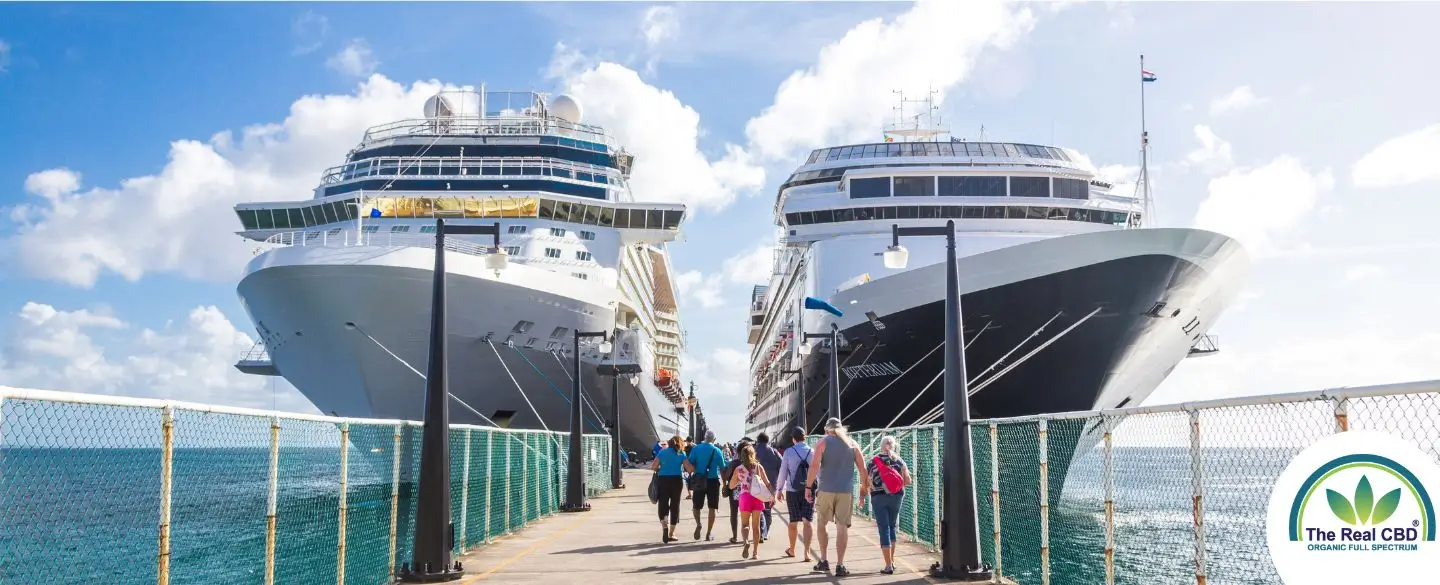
[{"left": 231, "top": 88, "right": 691, "bottom": 452}]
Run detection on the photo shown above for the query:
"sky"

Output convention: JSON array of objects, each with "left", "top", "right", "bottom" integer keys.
[{"left": 2, "top": 1, "right": 1440, "bottom": 438}]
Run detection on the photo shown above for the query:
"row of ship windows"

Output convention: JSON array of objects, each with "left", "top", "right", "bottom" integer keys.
[
  {"left": 370, "top": 224, "right": 598, "bottom": 241},
  {"left": 346, "top": 139, "right": 612, "bottom": 167},
  {"left": 806, "top": 141, "right": 1072, "bottom": 164},
  {"left": 785, "top": 205, "right": 1140, "bottom": 226},
  {"left": 236, "top": 196, "right": 683, "bottom": 231},
  {"left": 848, "top": 175, "right": 1089, "bottom": 200},
  {"left": 332, "top": 160, "right": 615, "bottom": 184}
]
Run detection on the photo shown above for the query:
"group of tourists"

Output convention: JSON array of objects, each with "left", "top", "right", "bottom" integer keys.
[{"left": 648, "top": 418, "right": 913, "bottom": 577}]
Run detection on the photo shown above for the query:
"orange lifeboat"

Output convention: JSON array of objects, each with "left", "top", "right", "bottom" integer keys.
[{"left": 656, "top": 368, "right": 674, "bottom": 387}]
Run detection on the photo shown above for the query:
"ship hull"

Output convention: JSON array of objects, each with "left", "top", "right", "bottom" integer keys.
[
  {"left": 237, "top": 244, "right": 675, "bottom": 454},
  {"left": 750, "top": 228, "right": 1248, "bottom": 452}
]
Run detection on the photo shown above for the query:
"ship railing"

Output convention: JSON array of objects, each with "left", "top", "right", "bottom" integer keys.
[
  {"left": 320, "top": 155, "right": 621, "bottom": 185},
  {"left": 0, "top": 386, "right": 615, "bottom": 584},
  {"left": 360, "top": 116, "right": 613, "bottom": 147},
  {"left": 259, "top": 229, "right": 507, "bottom": 259},
  {"left": 802, "top": 379, "right": 1440, "bottom": 584},
  {"left": 237, "top": 340, "right": 272, "bottom": 363}
]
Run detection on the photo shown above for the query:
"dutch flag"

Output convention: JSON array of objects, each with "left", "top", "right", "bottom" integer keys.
[{"left": 1141, "top": 69, "right": 1158, "bottom": 83}]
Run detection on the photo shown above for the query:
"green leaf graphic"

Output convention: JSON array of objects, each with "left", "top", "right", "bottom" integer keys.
[
  {"left": 1355, "top": 476, "right": 1375, "bottom": 524},
  {"left": 1372, "top": 489, "right": 1402, "bottom": 525},
  {"left": 1328, "top": 489, "right": 1357, "bottom": 525}
]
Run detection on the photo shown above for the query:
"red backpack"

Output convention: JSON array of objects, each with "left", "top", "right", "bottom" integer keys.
[{"left": 873, "top": 456, "right": 905, "bottom": 493}]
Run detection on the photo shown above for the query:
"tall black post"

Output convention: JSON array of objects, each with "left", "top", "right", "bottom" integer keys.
[
  {"left": 406, "top": 217, "right": 462, "bottom": 582},
  {"left": 931, "top": 219, "right": 991, "bottom": 580},
  {"left": 828, "top": 322, "right": 841, "bottom": 422},
  {"left": 687, "top": 382, "right": 697, "bottom": 440},
  {"left": 610, "top": 369, "right": 623, "bottom": 489},
  {"left": 563, "top": 331, "right": 590, "bottom": 512}
]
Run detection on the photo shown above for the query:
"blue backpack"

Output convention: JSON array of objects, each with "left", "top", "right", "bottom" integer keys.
[{"left": 789, "top": 444, "right": 811, "bottom": 492}]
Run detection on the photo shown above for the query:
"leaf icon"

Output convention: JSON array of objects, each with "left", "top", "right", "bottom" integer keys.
[
  {"left": 1355, "top": 476, "right": 1374, "bottom": 524},
  {"left": 1372, "top": 489, "right": 1402, "bottom": 525},
  {"left": 1328, "top": 489, "right": 1357, "bottom": 525}
]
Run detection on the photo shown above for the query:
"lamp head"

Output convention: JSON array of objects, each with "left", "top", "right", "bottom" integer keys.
[
  {"left": 343, "top": 322, "right": 357, "bottom": 330},
  {"left": 486, "top": 247, "right": 509, "bottom": 272},
  {"left": 799, "top": 341, "right": 813, "bottom": 356},
  {"left": 598, "top": 339, "right": 613, "bottom": 354},
  {"left": 628, "top": 374, "right": 640, "bottom": 385},
  {"left": 882, "top": 244, "right": 909, "bottom": 269}
]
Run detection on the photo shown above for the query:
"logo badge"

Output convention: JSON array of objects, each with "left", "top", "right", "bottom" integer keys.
[{"left": 1266, "top": 430, "right": 1440, "bottom": 582}]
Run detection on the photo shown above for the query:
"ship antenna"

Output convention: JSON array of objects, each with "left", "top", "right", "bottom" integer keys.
[{"left": 1137, "top": 54, "right": 1155, "bottom": 228}]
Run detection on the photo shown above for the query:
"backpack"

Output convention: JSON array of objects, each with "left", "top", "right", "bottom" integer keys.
[
  {"left": 789, "top": 445, "right": 811, "bottom": 492},
  {"left": 873, "top": 455, "right": 905, "bottom": 494}
]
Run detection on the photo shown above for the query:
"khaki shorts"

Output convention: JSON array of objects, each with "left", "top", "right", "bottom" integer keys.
[{"left": 814, "top": 490, "right": 853, "bottom": 527}]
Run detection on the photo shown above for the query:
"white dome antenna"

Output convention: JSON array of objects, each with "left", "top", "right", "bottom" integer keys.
[
  {"left": 549, "top": 94, "right": 583, "bottom": 123},
  {"left": 424, "top": 94, "right": 457, "bottom": 119}
]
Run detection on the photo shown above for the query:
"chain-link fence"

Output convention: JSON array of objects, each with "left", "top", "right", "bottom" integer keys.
[
  {"left": 817, "top": 382, "right": 1440, "bottom": 585},
  {"left": 0, "top": 388, "right": 613, "bottom": 585}
]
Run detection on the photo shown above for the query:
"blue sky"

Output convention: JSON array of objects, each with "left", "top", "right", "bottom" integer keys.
[{"left": 3, "top": 1, "right": 1440, "bottom": 436}]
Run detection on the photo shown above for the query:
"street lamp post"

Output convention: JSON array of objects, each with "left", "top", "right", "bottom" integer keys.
[
  {"left": 565, "top": 330, "right": 612, "bottom": 513},
  {"left": 883, "top": 220, "right": 991, "bottom": 581},
  {"left": 687, "top": 382, "right": 698, "bottom": 441},
  {"left": 799, "top": 324, "right": 841, "bottom": 424},
  {"left": 401, "top": 218, "right": 507, "bottom": 583},
  {"left": 599, "top": 342, "right": 642, "bottom": 491},
  {"left": 778, "top": 368, "right": 804, "bottom": 442}
]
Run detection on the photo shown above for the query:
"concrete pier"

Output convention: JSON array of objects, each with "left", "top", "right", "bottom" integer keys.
[{"left": 454, "top": 469, "right": 1013, "bottom": 584}]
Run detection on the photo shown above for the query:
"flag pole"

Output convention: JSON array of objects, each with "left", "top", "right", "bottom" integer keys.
[{"left": 1138, "top": 54, "right": 1152, "bottom": 227}]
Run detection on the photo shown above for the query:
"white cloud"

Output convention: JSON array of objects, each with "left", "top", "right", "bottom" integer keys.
[
  {"left": 742, "top": 0, "right": 1035, "bottom": 162},
  {"left": 641, "top": 6, "right": 679, "bottom": 49},
  {"left": 548, "top": 52, "right": 766, "bottom": 212},
  {"left": 0, "top": 39, "right": 10, "bottom": 73},
  {"left": 683, "top": 346, "right": 752, "bottom": 437},
  {"left": 1185, "top": 124, "right": 1235, "bottom": 173},
  {"left": 4, "top": 75, "right": 448, "bottom": 287},
  {"left": 326, "top": 38, "right": 378, "bottom": 77},
  {"left": 1192, "top": 154, "right": 1335, "bottom": 257},
  {"left": 0, "top": 302, "right": 313, "bottom": 411},
  {"left": 1208, "top": 85, "right": 1268, "bottom": 116},
  {"left": 1351, "top": 123, "right": 1440, "bottom": 188},
  {"left": 674, "top": 269, "right": 725, "bottom": 309},
  {"left": 291, "top": 11, "right": 330, "bottom": 55},
  {"left": 721, "top": 242, "right": 776, "bottom": 286},
  {"left": 1342, "top": 264, "right": 1385, "bottom": 284}
]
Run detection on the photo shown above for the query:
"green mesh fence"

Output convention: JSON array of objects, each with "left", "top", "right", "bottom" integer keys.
[
  {"left": 803, "top": 388, "right": 1440, "bottom": 585},
  {"left": 0, "top": 390, "right": 612, "bottom": 585}
]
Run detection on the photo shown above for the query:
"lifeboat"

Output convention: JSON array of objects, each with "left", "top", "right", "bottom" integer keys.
[{"left": 656, "top": 368, "right": 674, "bottom": 387}]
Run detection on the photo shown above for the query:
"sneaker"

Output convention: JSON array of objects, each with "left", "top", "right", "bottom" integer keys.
[
  {"left": 813, "top": 559, "right": 830, "bottom": 572},
  {"left": 880, "top": 566, "right": 895, "bottom": 575},
  {"left": 835, "top": 565, "right": 851, "bottom": 577},
  {"left": 742, "top": 542, "right": 751, "bottom": 558}
]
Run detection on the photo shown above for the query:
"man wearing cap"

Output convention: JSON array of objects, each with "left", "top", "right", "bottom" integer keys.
[
  {"left": 805, "top": 418, "right": 868, "bottom": 577},
  {"left": 774, "top": 426, "right": 815, "bottom": 562},
  {"left": 683, "top": 429, "right": 727, "bottom": 541}
]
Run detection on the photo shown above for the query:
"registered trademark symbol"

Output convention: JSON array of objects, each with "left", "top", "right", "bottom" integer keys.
[{"left": 1414, "top": 520, "right": 1421, "bottom": 527}]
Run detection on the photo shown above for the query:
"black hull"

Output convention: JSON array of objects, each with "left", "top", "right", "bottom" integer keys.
[{"left": 754, "top": 253, "right": 1206, "bottom": 443}]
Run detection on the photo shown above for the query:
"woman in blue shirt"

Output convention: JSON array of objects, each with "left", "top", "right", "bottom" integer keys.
[{"left": 650, "top": 435, "right": 688, "bottom": 543}]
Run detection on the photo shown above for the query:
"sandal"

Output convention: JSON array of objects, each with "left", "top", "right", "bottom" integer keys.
[{"left": 784, "top": 548, "right": 795, "bottom": 558}]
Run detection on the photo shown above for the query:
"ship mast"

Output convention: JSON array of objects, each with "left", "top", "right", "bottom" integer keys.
[
  {"left": 1137, "top": 55, "right": 1155, "bottom": 228},
  {"left": 884, "top": 89, "right": 949, "bottom": 143}
]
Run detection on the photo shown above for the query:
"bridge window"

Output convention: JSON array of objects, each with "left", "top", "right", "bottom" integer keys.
[
  {"left": 849, "top": 177, "right": 890, "bottom": 199},
  {"left": 893, "top": 176, "right": 936, "bottom": 197},
  {"left": 1053, "top": 178, "right": 1089, "bottom": 200},
  {"left": 938, "top": 176, "right": 1005, "bottom": 197},
  {"left": 1010, "top": 176, "right": 1050, "bottom": 198},
  {"left": 598, "top": 208, "right": 615, "bottom": 227}
]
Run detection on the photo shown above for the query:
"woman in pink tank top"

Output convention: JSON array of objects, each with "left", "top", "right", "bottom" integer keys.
[{"left": 728, "top": 443, "right": 774, "bottom": 560}]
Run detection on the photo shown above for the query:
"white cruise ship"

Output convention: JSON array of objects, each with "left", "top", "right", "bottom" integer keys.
[
  {"left": 744, "top": 95, "right": 1249, "bottom": 469},
  {"left": 230, "top": 88, "right": 693, "bottom": 453}
]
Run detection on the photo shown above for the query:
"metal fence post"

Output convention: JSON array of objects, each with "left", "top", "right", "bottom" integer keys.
[
  {"left": 1103, "top": 416, "right": 1116, "bottom": 585},
  {"left": 908, "top": 431, "right": 919, "bottom": 540},
  {"left": 388, "top": 424, "right": 402, "bottom": 578},
  {"left": 460, "top": 428, "right": 472, "bottom": 549},
  {"left": 1333, "top": 397, "right": 1350, "bottom": 433},
  {"left": 157, "top": 405, "right": 175, "bottom": 585},
  {"left": 991, "top": 422, "right": 1002, "bottom": 580},
  {"left": 1189, "top": 410, "right": 1207, "bottom": 585},
  {"left": 930, "top": 427, "right": 941, "bottom": 551},
  {"left": 504, "top": 431, "right": 513, "bottom": 532},
  {"left": 337, "top": 422, "right": 350, "bottom": 585},
  {"left": 523, "top": 432, "right": 531, "bottom": 522},
  {"left": 484, "top": 431, "right": 494, "bottom": 543},
  {"left": 264, "top": 416, "right": 280, "bottom": 585},
  {"left": 1038, "top": 418, "right": 1050, "bottom": 585}
]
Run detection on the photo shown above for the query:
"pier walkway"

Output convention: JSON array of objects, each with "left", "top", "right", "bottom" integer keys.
[{"left": 456, "top": 469, "right": 938, "bottom": 584}]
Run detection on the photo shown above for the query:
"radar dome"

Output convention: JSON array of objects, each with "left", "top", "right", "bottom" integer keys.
[
  {"left": 424, "top": 94, "right": 457, "bottom": 119},
  {"left": 549, "top": 94, "right": 583, "bottom": 123}
]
